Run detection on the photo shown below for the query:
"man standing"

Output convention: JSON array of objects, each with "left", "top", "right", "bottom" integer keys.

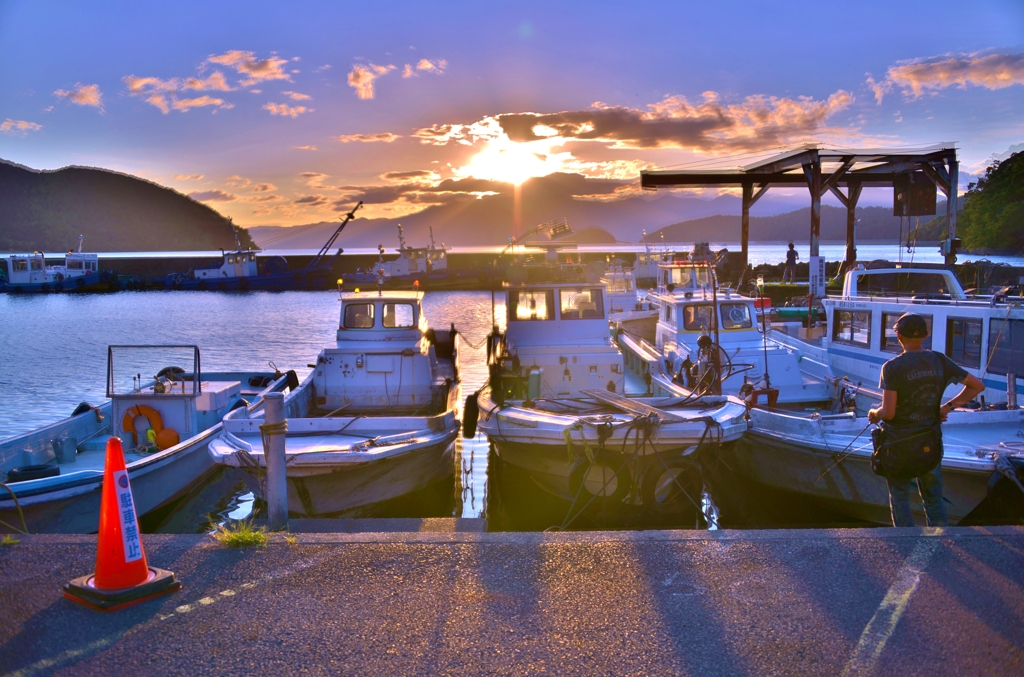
[
  {"left": 782, "top": 242, "right": 798, "bottom": 283},
  {"left": 867, "top": 313, "right": 984, "bottom": 527}
]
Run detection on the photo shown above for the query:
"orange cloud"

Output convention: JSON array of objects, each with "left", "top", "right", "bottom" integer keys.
[
  {"left": 184, "top": 72, "right": 232, "bottom": 91},
  {"left": 868, "top": 52, "right": 1024, "bottom": 103},
  {"left": 293, "top": 145, "right": 318, "bottom": 151},
  {"left": 145, "top": 94, "right": 170, "bottom": 114},
  {"left": 225, "top": 175, "right": 251, "bottom": 188},
  {"left": 282, "top": 91, "right": 311, "bottom": 100},
  {"left": 416, "top": 58, "right": 447, "bottom": 75},
  {"left": 189, "top": 190, "right": 236, "bottom": 202},
  {"left": 252, "top": 183, "right": 277, "bottom": 192},
  {"left": 124, "top": 75, "right": 178, "bottom": 93},
  {"left": 299, "top": 172, "right": 329, "bottom": 187},
  {"left": 174, "top": 173, "right": 204, "bottom": 181},
  {"left": 207, "top": 50, "right": 291, "bottom": 86},
  {"left": 1, "top": 119, "right": 42, "bottom": 134},
  {"left": 347, "top": 63, "right": 395, "bottom": 99},
  {"left": 54, "top": 83, "right": 103, "bottom": 110},
  {"left": 334, "top": 132, "right": 400, "bottom": 143},
  {"left": 263, "top": 102, "right": 310, "bottom": 118},
  {"left": 173, "top": 96, "right": 233, "bottom": 112}
]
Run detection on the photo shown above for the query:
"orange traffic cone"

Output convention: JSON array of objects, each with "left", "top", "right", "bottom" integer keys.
[{"left": 63, "top": 437, "right": 181, "bottom": 611}]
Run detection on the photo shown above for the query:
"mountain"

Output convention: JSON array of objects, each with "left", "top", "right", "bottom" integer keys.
[
  {"left": 0, "top": 160, "right": 246, "bottom": 252},
  {"left": 249, "top": 173, "right": 813, "bottom": 249},
  {"left": 645, "top": 202, "right": 949, "bottom": 244}
]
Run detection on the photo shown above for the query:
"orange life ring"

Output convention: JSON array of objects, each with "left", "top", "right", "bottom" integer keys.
[{"left": 121, "top": 404, "right": 164, "bottom": 446}]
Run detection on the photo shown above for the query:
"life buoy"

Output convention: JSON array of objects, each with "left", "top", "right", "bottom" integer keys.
[
  {"left": 462, "top": 393, "right": 479, "bottom": 439},
  {"left": 640, "top": 458, "right": 702, "bottom": 515},
  {"left": 40, "top": 283, "right": 50, "bottom": 292},
  {"left": 100, "top": 272, "right": 110, "bottom": 283},
  {"left": 197, "top": 280, "right": 208, "bottom": 290},
  {"left": 54, "top": 282, "right": 64, "bottom": 292},
  {"left": 75, "top": 277, "right": 86, "bottom": 288},
  {"left": 568, "top": 453, "right": 631, "bottom": 505},
  {"left": 238, "top": 277, "right": 249, "bottom": 290},
  {"left": 217, "top": 281, "right": 227, "bottom": 291},
  {"left": 121, "top": 404, "right": 164, "bottom": 446}
]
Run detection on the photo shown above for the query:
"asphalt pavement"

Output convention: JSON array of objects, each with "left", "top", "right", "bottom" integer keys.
[{"left": 1, "top": 525, "right": 1022, "bottom": 676}]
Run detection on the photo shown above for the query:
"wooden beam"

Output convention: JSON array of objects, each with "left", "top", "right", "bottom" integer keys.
[
  {"left": 827, "top": 185, "right": 850, "bottom": 209},
  {"left": 803, "top": 162, "right": 821, "bottom": 258},
  {"left": 846, "top": 183, "right": 863, "bottom": 266},
  {"left": 741, "top": 182, "right": 751, "bottom": 283},
  {"left": 819, "top": 156, "right": 855, "bottom": 197},
  {"left": 749, "top": 183, "right": 770, "bottom": 206},
  {"left": 917, "top": 162, "right": 950, "bottom": 195},
  {"left": 744, "top": 148, "right": 819, "bottom": 175}
]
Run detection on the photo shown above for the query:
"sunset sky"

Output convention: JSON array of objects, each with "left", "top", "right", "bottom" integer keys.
[{"left": 1, "top": 0, "right": 1023, "bottom": 229}]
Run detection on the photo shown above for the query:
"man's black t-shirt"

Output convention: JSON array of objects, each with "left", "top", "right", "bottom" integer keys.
[
  {"left": 785, "top": 249, "right": 798, "bottom": 266},
  {"left": 878, "top": 350, "right": 969, "bottom": 429}
]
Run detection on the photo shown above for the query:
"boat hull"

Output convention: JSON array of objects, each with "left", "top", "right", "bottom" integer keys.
[{"left": 0, "top": 270, "right": 116, "bottom": 294}]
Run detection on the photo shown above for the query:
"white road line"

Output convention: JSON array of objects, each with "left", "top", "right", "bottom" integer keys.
[{"left": 841, "top": 533, "right": 943, "bottom": 677}]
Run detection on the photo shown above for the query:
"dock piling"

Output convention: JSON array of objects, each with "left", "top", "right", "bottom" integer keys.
[{"left": 263, "top": 393, "right": 289, "bottom": 531}]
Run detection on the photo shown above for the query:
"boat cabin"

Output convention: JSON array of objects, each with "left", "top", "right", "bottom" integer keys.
[
  {"left": 383, "top": 225, "right": 448, "bottom": 278},
  {"left": 822, "top": 267, "right": 1023, "bottom": 403},
  {"left": 194, "top": 250, "right": 260, "bottom": 280},
  {"left": 3, "top": 253, "right": 48, "bottom": 285},
  {"left": 61, "top": 251, "right": 100, "bottom": 278},
  {"left": 312, "top": 290, "right": 452, "bottom": 413},
  {"left": 656, "top": 261, "right": 714, "bottom": 297}
]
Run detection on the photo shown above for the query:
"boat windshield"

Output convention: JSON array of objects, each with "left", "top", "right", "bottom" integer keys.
[
  {"left": 383, "top": 302, "right": 416, "bottom": 328},
  {"left": 559, "top": 288, "right": 604, "bottom": 320},
  {"left": 721, "top": 303, "right": 753, "bottom": 329},
  {"left": 666, "top": 267, "right": 710, "bottom": 288},
  {"left": 855, "top": 272, "right": 952, "bottom": 296},
  {"left": 683, "top": 304, "right": 714, "bottom": 331},
  {"left": 344, "top": 303, "right": 375, "bottom": 328},
  {"left": 510, "top": 290, "right": 555, "bottom": 321}
]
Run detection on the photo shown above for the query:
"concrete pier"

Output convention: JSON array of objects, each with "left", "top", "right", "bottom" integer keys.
[{"left": 1, "top": 526, "right": 1022, "bottom": 676}]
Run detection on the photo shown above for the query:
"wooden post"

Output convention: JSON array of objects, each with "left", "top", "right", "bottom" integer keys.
[
  {"left": 945, "top": 159, "right": 959, "bottom": 265},
  {"left": 263, "top": 392, "right": 289, "bottom": 532},
  {"left": 845, "top": 183, "right": 862, "bottom": 267},
  {"left": 808, "top": 159, "right": 821, "bottom": 258},
  {"left": 741, "top": 182, "right": 751, "bottom": 286}
]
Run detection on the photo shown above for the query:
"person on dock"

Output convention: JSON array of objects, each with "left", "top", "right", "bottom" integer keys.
[
  {"left": 782, "top": 243, "right": 798, "bottom": 283},
  {"left": 867, "top": 313, "right": 984, "bottom": 527}
]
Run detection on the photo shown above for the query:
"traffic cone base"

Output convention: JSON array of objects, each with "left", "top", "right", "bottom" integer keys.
[{"left": 63, "top": 567, "right": 181, "bottom": 612}]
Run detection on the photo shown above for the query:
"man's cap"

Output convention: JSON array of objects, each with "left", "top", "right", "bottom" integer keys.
[{"left": 894, "top": 313, "right": 929, "bottom": 339}]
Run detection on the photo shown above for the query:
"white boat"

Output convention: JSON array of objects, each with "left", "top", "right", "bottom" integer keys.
[
  {"left": 0, "top": 346, "right": 291, "bottom": 533},
  {"left": 209, "top": 289, "right": 460, "bottom": 516},
  {"left": 0, "top": 236, "right": 117, "bottom": 293},
  {"left": 770, "top": 264, "right": 1024, "bottom": 408},
  {"left": 349, "top": 225, "right": 450, "bottom": 286},
  {"left": 472, "top": 281, "right": 748, "bottom": 517}
]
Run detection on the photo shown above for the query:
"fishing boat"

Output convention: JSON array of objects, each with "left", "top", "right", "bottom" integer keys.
[
  {"left": 346, "top": 225, "right": 450, "bottom": 288},
  {"left": 158, "top": 203, "right": 362, "bottom": 291},
  {"left": 0, "top": 236, "right": 118, "bottom": 293},
  {"left": 470, "top": 281, "right": 747, "bottom": 519},
  {"left": 0, "top": 345, "right": 292, "bottom": 533},
  {"left": 208, "top": 289, "right": 460, "bottom": 516}
]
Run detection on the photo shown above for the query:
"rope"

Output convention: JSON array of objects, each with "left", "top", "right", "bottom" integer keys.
[
  {"left": 812, "top": 421, "right": 875, "bottom": 482},
  {"left": 454, "top": 330, "right": 489, "bottom": 351},
  {"left": 0, "top": 482, "right": 29, "bottom": 534}
]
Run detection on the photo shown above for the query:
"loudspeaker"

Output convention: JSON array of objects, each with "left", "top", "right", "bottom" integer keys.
[{"left": 893, "top": 172, "right": 937, "bottom": 216}]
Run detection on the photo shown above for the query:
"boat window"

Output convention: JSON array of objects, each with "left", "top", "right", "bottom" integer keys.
[
  {"left": 30, "top": 258, "right": 42, "bottom": 271},
  {"left": 13, "top": 259, "right": 27, "bottom": 272},
  {"left": 559, "top": 288, "right": 604, "bottom": 320},
  {"left": 667, "top": 267, "right": 710, "bottom": 288},
  {"left": 510, "top": 290, "right": 555, "bottom": 321},
  {"left": 248, "top": 253, "right": 256, "bottom": 262},
  {"left": 683, "top": 304, "right": 714, "bottom": 331},
  {"left": 881, "top": 312, "right": 931, "bottom": 352},
  {"left": 67, "top": 260, "right": 83, "bottom": 270},
  {"left": 855, "top": 272, "right": 951, "bottom": 297},
  {"left": 946, "top": 317, "right": 982, "bottom": 368},
  {"left": 721, "top": 303, "right": 753, "bottom": 329},
  {"left": 986, "top": 318, "right": 1024, "bottom": 376},
  {"left": 833, "top": 310, "right": 871, "bottom": 347},
  {"left": 664, "top": 304, "right": 672, "bottom": 321},
  {"left": 343, "top": 303, "right": 375, "bottom": 328},
  {"left": 383, "top": 303, "right": 416, "bottom": 328}
]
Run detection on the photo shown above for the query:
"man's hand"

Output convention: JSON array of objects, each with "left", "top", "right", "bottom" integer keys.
[{"left": 867, "top": 408, "right": 882, "bottom": 424}]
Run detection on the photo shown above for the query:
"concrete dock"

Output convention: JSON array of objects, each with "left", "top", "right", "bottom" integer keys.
[{"left": 2, "top": 524, "right": 1023, "bottom": 676}]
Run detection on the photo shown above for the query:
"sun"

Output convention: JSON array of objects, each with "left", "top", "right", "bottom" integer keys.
[{"left": 458, "top": 137, "right": 559, "bottom": 185}]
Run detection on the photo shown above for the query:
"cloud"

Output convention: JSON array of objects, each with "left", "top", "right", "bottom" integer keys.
[
  {"left": 416, "top": 90, "right": 855, "bottom": 151},
  {"left": 416, "top": 58, "right": 447, "bottom": 75},
  {"left": 334, "top": 132, "right": 400, "bottom": 143},
  {"left": 315, "top": 64, "right": 331, "bottom": 72},
  {"left": 381, "top": 170, "right": 440, "bottom": 182},
  {"left": 174, "top": 173, "right": 204, "bottom": 181},
  {"left": 293, "top": 145, "right": 318, "bottom": 151},
  {"left": 402, "top": 64, "right": 415, "bottom": 78},
  {"left": 183, "top": 72, "right": 232, "bottom": 91},
  {"left": 0, "top": 119, "right": 42, "bottom": 134},
  {"left": 867, "top": 52, "right": 1024, "bottom": 103},
  {"left": 124, "top": 75, "right": 178, "bottom": 93},
  {"left": 347, "top": 63, "right": 395, "bottom": 99},
  {"left": 294, "top": 194, "right": 329, "bottom": 207},
  {"left": 53, "top": 83, "right": 103, "bottom": 110},
  {"left": 243, "top": 194, "right": 285, "bottom": 203},
  {"left": 299, "top": 172, "right": 329, "bottom": 187},
  {"left": 263, "top": 102, "right": 310, "bottom": 117},
  {"left": 189, "top": 190, "right": 237, "bottom": 202},
  {"left": 207, "top": 50, "right": 291, "bottom": 86},
  {"left": 225, "top": 175, "right": 251, "bottom": 188},
  {"left": 145, "top": 94, "right": 170, "bottom": 114},
  {"left": 173, "top": 96, "right": 232, "bottom": 112},
  {"left": 282, "top": 91, "right": 311, "bottom": 100},
  {"left": 252, "top": 183, "right": 277, "bottom": 192}
]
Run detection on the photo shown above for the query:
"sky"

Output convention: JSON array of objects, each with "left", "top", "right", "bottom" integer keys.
[{"left": 1, "top": 0, "right": 1023, "bottom": 230}]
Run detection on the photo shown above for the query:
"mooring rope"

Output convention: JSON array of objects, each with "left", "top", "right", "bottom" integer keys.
[{"left": 0, "top": 482, "right": 29, "bottom": 534}]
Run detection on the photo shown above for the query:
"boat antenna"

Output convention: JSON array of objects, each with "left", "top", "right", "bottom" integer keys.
[
  {"left": 705, "top": 253, "right": 723, "bottom": 396},
  {"left": 77, "top": 234, "right": 84, "bottom": 254},
  {"left": 397, "top": 224, "right": 406, "bottom": 250},
  {"left": 306, "top": 201, "right": 362, "bottom": 270},
  {"left": 230, "top": 218, "right": 241, "bottom": 251},
  {"left": 429, "top": 226, "right": 436, "bottom": 250},
  {"left": 756, "top": 277, "right": 771, "bottom": 389}
]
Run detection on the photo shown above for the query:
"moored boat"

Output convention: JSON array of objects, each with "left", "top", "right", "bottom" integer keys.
[
  {"left": 0, "top": 345, "right": 291, "bottom": 533},
  {"left": 472, "top": 281, "right": 747, "bottom": 521},
  {"left": 208, "top": 289, "right": 461, "bottom": 516},
  {"left": 0, "top": 236, "right": 119, "bottom": 294}
]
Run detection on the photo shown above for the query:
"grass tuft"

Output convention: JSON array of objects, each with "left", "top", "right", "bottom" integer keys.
[
  {"left": 211, "top": 519, "right": 268, "bottom": 548},
  {"left": 1, "top": 534, "right": 20, "bottom": 546},
  {"left": 284, "top": 533, "right": 298, "bottom": 545}
]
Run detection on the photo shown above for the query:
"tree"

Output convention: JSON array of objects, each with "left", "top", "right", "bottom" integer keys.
[{"left": 958, "top": 151, "right": 1024, "bottom": 253}]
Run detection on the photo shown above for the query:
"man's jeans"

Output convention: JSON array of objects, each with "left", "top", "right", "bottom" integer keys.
[{"left": 887, "top": 465, "right": 948, "bottom": 527}]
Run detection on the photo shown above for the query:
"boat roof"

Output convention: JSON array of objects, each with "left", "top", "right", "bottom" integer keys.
[
  {"left": 503, "top": 281, "right": 607, "bottom": 290},
  {"left": 342, "top": 290, "right": 423, "bottom": 302}
]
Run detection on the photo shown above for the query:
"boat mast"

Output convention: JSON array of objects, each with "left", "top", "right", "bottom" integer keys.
[{"left": 307, "top": 201, "right": 363, "bottom": 270}]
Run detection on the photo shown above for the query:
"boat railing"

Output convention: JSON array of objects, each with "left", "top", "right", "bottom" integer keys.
[{"left": 827, "top": 291, "right": 1023, "bottom": 308}]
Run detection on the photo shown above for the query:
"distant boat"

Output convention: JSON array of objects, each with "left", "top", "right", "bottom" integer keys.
[
  {"left": 0, "top": 236, "right": 119, "bottom": 293},
  {"left": 156, "top": 202, "right": 362, "bottom": 291},
  {"left": 0, "top": 345, "right": 293, "bottom": 533},
  {"left": 346, "top": 225, "right": 452, "bottom": 288}
]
